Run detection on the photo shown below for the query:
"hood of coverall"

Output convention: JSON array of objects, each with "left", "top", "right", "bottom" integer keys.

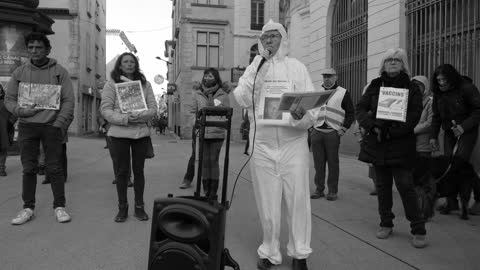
[
  {"left": 412, "top": 75, "right": 431, "bottom": 98},
  {"left": 258, "top": 19, "right": 288, "bottom": 61}
]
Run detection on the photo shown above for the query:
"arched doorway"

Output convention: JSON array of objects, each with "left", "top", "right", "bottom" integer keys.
[{"left": 331, "top": 0, "right": 368, "bottom": 103}]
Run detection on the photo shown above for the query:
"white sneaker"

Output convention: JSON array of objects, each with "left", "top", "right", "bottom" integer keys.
[
  {"left": 11, "top": 208, "right": 34, "bottom": 225},
  {"left": 54, "top": 207, "right": 71, "bottom": 223}
]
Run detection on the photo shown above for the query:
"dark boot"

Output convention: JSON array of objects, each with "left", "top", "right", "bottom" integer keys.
[
  {"left": 42, "top": 177, "right": 51, "bottom": 184},
  {"left": 202, "top": 179, "right": 211, "bottom": 197},
  {"left": 37, "top": 165, "right": 45, "bottom": 176},
  {"left": 209, "top": 179, "right": 219, "bottom": 200},
  {"left": 127, "top": 179, "right": 133, "bottom": 187},
  {"left": 292, "top": 258, "right": 308, "bottom": 270},
  {"left": 438, "top": 197, "right": 459, "bottom": 215},
  {"left": 115, "top": 204, "right": 128, "bottom": 222},
  {"left": 0, "top": 170, "right": 6, "bottom": 177},
  {"left": 134, "top": 205, "right": 149, "bottom": 221}
]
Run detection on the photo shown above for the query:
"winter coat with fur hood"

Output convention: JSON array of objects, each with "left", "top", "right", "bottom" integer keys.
[{"left": 191, "top": 83, "right": 230, "bottom": 139}]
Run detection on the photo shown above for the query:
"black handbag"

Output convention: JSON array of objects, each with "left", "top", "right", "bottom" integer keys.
[{"left": 146, "top": 136, "right": 154, "bottom": 159}]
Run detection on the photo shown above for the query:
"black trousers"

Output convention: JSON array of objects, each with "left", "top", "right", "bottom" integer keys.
[
  {"left": 444, "top": 129, "right": 478, "bottom": 202},
  {"left": 18, "top": 124, "right": 66, "bottom": 209},
  {"left": 183, "top": 128, "right": 196, "bottom": 182},
  {"left": 109, "top": 136, "right": 149, "bottom": 207},
  {"left": 374, "top": 165, "right": 426, "bottom": 235}
]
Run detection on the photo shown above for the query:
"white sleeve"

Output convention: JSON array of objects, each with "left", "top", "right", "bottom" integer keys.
[
  {"left": 233, "top": 56, "right": 269, "bottom": 108},
  {"left": 290, "top": 61, "right": 317, "bottom": 129}
]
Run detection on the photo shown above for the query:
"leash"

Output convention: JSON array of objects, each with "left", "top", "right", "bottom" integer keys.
[{"left": 433, "top": 136, "right": 459, "bottom": 184}]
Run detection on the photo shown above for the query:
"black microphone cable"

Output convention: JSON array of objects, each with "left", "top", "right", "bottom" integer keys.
[{"left": 228, "top": 58, "right": 263, "bottom": 208}]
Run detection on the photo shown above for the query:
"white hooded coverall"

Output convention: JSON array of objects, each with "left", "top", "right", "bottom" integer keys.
[{"left": 233, "top": 20, "right": 316, "bottom": 264}]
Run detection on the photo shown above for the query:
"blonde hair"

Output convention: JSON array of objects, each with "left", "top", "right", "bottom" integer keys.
[{"left": 379, "top": 48, "right": 411, "bottom": 77}]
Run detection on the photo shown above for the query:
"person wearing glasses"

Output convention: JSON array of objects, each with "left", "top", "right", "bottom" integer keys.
[
  {"left": 356, "top": 48, "right": 427, "bottom": 248},
  {"left": 234, "top": 20, "right": 315, "bottom": 270}
]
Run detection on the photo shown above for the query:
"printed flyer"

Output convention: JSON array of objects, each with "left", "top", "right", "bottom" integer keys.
[
  {"left": 18, "top": 82, "right": 61, "bottom": 110},
  {"left": 114, "top": 80, "right": 147, "bottom": 113},
  {"left": 376, "top": 87, "right": 409, "bottom": 122},
  {"left": 258, "top": 80, "right": 293, "bottom": 125}
]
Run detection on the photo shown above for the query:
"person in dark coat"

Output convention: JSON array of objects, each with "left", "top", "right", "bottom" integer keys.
[
  {"left": 429, "top": 64, "right": 480, "bottom": 214},
  {"left": 0, "top": 83, "right": 17, "bottom": 176},
  {"left": 356, "top": 48, "right": 426, "bottom": 248}
]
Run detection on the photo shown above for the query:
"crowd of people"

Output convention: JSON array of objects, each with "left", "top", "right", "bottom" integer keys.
[{"left": 1, "top": 23, "right": 479, "bottom": 270}]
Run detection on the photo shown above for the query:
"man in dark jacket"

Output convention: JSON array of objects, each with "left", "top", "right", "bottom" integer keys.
[
  {"left": 5, "top": 32, "right": 75, "bottom": 225},
  {"left": 429, "top": 64, "right": 480, "bottom": 214}
]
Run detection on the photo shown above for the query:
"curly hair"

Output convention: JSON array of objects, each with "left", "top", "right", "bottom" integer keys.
[
  {"left": 430, "top": 64, "right": 462, "bottom": 94},
  {"left": 24, "top": 32, "right": 51, "bottom": 49},
  {"left": 110, "top": 52, "right": 147, "bottom": 85}
]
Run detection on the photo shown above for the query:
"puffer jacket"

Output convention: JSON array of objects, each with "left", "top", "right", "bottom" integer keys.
[
  {"left": 412, "top": 75, "right": 433, "bottom": 152},
  {"left": 431, "top": 80, "right": 480, "bottom": 139},
  {"left": 191, "top": 85, "right": 230, "bottom": 139},
  {"left": 356, "top": 72, "right": 423, "bottom": 167}
]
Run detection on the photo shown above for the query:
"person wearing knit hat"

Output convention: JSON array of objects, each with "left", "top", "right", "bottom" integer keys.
[{"left": 234, "top": 19, "right": 314, "bottom": 270}]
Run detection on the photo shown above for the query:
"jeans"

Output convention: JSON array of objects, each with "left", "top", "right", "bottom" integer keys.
[
  {"left": 109, "top": 136, "right": 149, "bottom": 207},
  {"left": 412, "top": 152, "right": 431, "bottom": 186},
  {"left": 183, "top": 128, "right": 196, "bottom": 182},
  {"left": 311, "top": 129, "right": 340, "bottom": 194},
  {"left": 0, "top": 147, "right": 7, "bottom": 171},
  {"left": 374, "top": 165, "right": 426, "bottom": 235},
  {"left": 18, "top": 124, "right": 66, "bottom": 209},
  {"left": 201, "top": 139, "right": 223, "bottom": 181},
  {"left": 106, "top": 135, "right": 131, "bottom": 180},
  {"left": 39, "top": 142, "right": 68, "bottom": 180}
]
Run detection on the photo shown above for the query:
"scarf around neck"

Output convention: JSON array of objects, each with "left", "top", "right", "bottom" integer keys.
[{"left": 202, "top": 84, "right": 220, "bottom": 97}]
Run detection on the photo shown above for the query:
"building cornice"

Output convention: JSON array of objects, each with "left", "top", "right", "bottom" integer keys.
[{"left": 185, "top": 18, "right": 229, "bottom": 25}]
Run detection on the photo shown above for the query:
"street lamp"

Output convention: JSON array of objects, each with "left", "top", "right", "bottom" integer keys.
[{"left": 156, "top": 56, "right": 172, "bottom": 65}]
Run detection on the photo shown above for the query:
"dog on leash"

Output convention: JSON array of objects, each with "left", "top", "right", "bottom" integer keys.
[{"left": 419, "top": 155, "right": 477, "bottom": 220}]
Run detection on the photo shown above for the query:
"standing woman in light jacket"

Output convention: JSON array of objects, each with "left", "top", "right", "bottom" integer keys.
[
  {"left": 101, "top": 52, "right": 157, "bottom": 222},
  {"left": 191, "top": 68, "right": 230, "bottom": 200}
]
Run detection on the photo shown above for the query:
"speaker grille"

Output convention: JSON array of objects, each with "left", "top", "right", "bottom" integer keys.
[
  {"left": 150, "top": 241, "right": 207, "bottom": 270},
  {"left": 158, "top": 204, "right": 210, "bottom": 243}
]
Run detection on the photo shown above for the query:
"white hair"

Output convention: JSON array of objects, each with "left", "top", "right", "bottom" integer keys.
[{"left": 379, "top": 48, "right": 411, "bottom": 76}]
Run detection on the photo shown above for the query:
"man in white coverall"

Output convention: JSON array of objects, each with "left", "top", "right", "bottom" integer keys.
[{"left": 234, "top": 20, "right": 316, "bottom": 270}]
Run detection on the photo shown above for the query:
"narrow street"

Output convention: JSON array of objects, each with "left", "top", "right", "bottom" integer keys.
[{"left": 0, "top": 133, "right": 479, "bottom": 270}]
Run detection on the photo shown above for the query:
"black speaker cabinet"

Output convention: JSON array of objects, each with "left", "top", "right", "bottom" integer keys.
[{"left": 148, "top": 196, "right": 227, "bottom": 270}]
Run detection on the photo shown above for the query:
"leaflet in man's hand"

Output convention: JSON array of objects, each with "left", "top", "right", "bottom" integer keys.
[
  {"left": 258, "top": 80, "right": 293, "bottom": 125},
  {"left": 278, "top": 90, "right": 336, "bottom": 112},
  {"left": 18, "top": 82, "right": 61, "bottom": 110},
  {"left": 115, "top": 80, "right": 147, "bottom": 113},
  {"left": 376, "top": 87, "right": 409, "bottom": 122}
]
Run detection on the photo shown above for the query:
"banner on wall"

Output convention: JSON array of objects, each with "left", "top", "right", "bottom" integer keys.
[{"left": 0, "top": 25, "right": 29, "bottom": 77}]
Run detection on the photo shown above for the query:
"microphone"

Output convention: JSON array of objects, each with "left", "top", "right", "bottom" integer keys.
[{"left": 257, "top": 49, "right": 271, "bottom": 72}]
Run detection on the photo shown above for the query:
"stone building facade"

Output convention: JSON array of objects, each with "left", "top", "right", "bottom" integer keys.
[
  {"left": 166, "top": 0, "right": 281, "bottom": 140},
  {"left": 38, "top": 0, "right": 107, "bottom": 135}
]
